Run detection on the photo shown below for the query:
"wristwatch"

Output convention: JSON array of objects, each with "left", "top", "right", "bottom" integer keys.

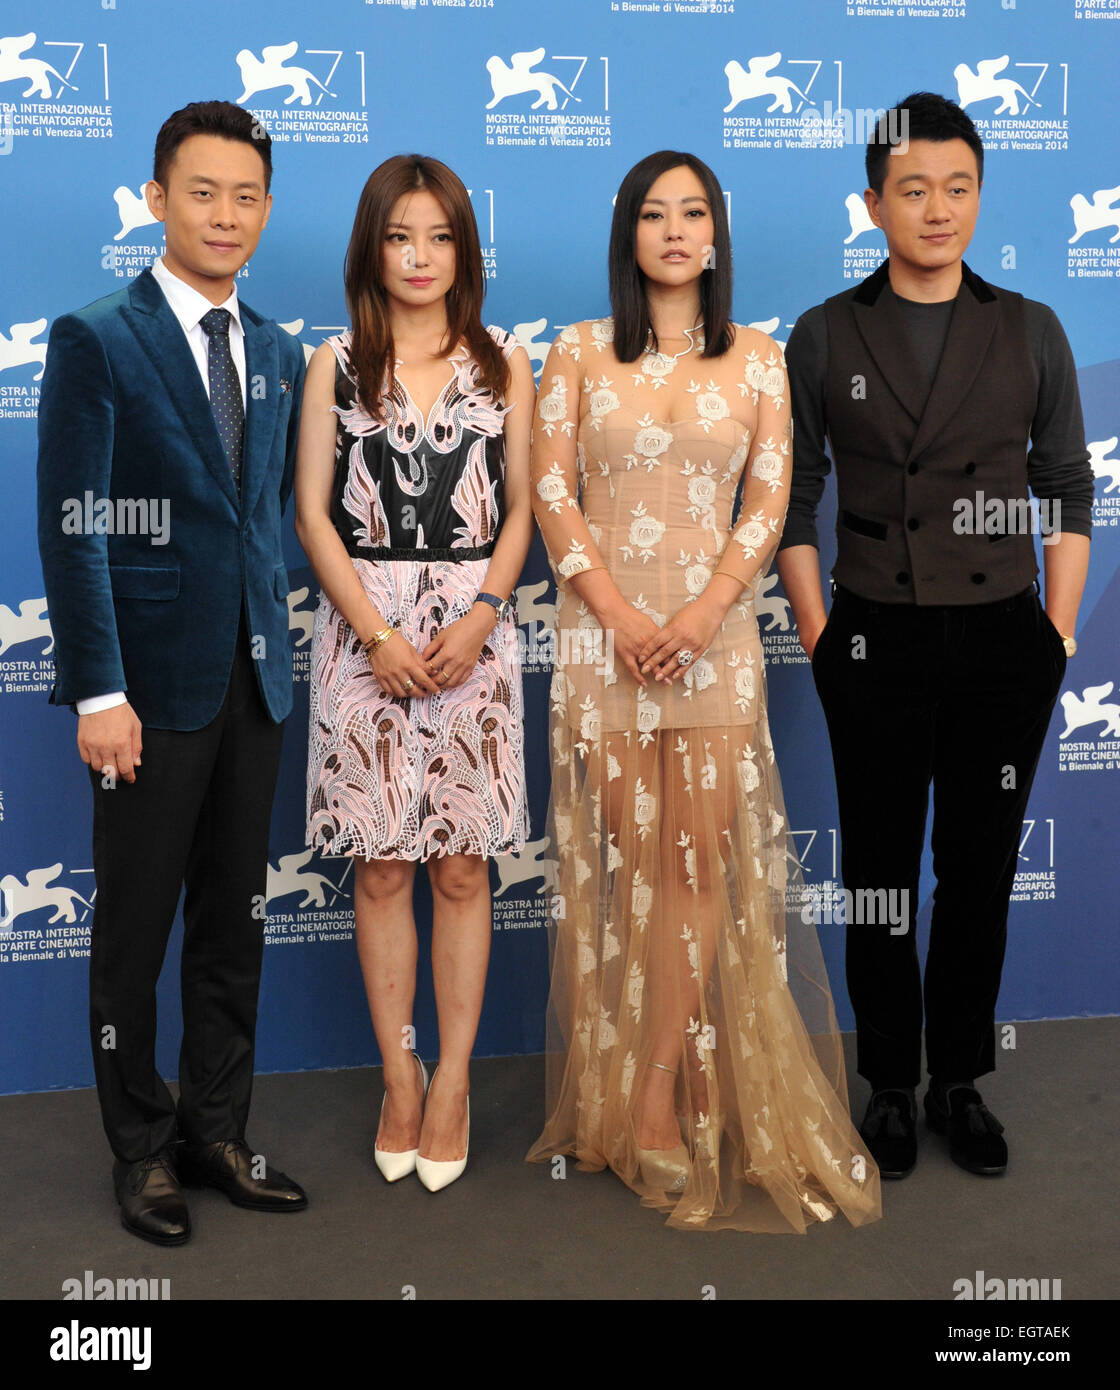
[
  {"left": 475, "top": 591, "right": 512, "bottom": 623},
  {"left": 1061, "top": 634, "right": 1077, "bottom": 658}
]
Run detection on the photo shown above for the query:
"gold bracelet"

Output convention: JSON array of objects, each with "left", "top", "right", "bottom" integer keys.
[
  {"left": 361, "top": 626, "right": 395, "bottom": 655},
  {"left": 565, "top": 564, "right": 608, "bottom": 584},
  {"left": 710, "top": 569, "right": 748, "bottom": 594}
]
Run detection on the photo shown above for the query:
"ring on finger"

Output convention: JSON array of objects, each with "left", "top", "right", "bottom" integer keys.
[
  {"left": 437, "top": 669, "right": 449, "bottom": 683},
  {"left": 403, "top": 677, "right": 415, "bottom": 692},
  {"left": 676, "top": 648, "right": 695, "bottom": 667}
]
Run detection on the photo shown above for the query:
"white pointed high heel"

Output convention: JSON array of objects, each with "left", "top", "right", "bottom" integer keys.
[
  {"left": 415, "top": 1068, "right": 469, "bottom": 1193},
  {"left": 374, "top": 1052, "right": 429, "bottom": 1182}
]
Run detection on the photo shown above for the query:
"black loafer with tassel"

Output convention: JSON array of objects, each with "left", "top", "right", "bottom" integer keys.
[
  {"left": 859, "top": 1088, "right": 918, "bottom": 1179},
  {"left": 924, "top": 1084, "right": 1007, "bottom": 1175}
]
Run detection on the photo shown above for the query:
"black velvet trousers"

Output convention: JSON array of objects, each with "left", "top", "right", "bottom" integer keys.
[
  {"left": 812, "top": 583, "right": 1067, "bottom": 1090},
  {"left": 88, "top": 618, "right": 284, "bottom": 1162}
]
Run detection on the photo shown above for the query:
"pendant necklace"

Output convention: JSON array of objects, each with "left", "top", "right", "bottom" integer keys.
[{"left": 645, "top": 321, "right": 705, "bottom": 366}]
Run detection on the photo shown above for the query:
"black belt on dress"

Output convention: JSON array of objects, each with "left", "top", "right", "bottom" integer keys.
[{"left": 344, "top": 539, "right": 496, "bottom": 562}]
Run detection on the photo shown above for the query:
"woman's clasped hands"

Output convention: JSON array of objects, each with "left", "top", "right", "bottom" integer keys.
[
  {"left": 600, "top": 591, "right": 729, "bottom": 688},
  {"left": 637, "top": 593, "right": 727, "bottom": 684}
]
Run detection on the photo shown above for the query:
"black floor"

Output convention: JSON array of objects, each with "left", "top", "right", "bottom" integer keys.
[{"left": 2, "top": 1019, "right": 1115, "bottom": 1301}]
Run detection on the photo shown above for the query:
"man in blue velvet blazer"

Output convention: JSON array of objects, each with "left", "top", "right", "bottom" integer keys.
[{"left": 37, "top": 101, "right": 308, "bottom": 1245}]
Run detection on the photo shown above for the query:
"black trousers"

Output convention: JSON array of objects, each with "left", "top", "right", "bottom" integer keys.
[
  {"left": 811, "top": 584, "right": 1066, "bottom": 1090},
  {"left": 88, "top": 616, "right": 284, "bottom": 1162}
]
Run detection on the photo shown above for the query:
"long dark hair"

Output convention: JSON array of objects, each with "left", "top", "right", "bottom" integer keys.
[
  {"left": 344, "top": 154, "right": 509, "bottom": 419},
  {"left": 608, "top": 150, "right": 734, "bottom": 363}
]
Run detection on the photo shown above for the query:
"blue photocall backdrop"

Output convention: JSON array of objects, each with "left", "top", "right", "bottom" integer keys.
[{"left": 1, "top": 0, "right": 1117, "bottom": 1094}]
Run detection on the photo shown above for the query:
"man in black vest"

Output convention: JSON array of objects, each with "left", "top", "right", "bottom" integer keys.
[{"left": 777, "top": 93, "right": 1092, "bottom": 1179}]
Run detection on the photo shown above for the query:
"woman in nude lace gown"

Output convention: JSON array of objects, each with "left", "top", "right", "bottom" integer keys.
[{"left": 526, "top": 151, "right": 882, "bottom": 1231}]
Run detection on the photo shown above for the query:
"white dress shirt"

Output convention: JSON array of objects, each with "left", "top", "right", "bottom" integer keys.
[
  {"left": 150, "top": 255, "right": 248, "bottom": 407},
  {"left": 77, "top": 259, "right": 247, "bottom": 715}
]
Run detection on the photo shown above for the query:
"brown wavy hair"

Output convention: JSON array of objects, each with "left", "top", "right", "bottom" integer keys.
[{"left": 344, "top": 154, "right": 508, "bottom": 418}]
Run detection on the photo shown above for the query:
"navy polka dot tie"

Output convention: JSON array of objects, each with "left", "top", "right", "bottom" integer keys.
[{"left": 200, "top": 308, "right": 244, "bottom": 489}]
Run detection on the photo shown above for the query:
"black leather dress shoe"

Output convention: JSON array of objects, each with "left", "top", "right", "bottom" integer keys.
[
  {"left": 859, "top": 1089, "right": 918, "bottom": 1179},
  {"left": 113, "top": 1150, "right": 190, "bottom": 1246},
  {"left": 924, "top": 1085, "right": 1007, "bottom": 1175},
  {"left": 178, "top": 1139, "right": 308, "bottom": 1211}
]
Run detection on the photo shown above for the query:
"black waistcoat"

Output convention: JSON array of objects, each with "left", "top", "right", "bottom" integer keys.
[{"left": 824, "top": 261, "right": 1039, "bottom": 604}]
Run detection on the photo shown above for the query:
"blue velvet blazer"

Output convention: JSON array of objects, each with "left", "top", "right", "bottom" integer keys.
[{"left": 36, "top": 267, "right": 305, "bottom": 729}]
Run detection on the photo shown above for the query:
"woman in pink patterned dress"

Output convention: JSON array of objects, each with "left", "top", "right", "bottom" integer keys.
[{"left": 295, "top": 155, "right": 534, "bottom": 1191}]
